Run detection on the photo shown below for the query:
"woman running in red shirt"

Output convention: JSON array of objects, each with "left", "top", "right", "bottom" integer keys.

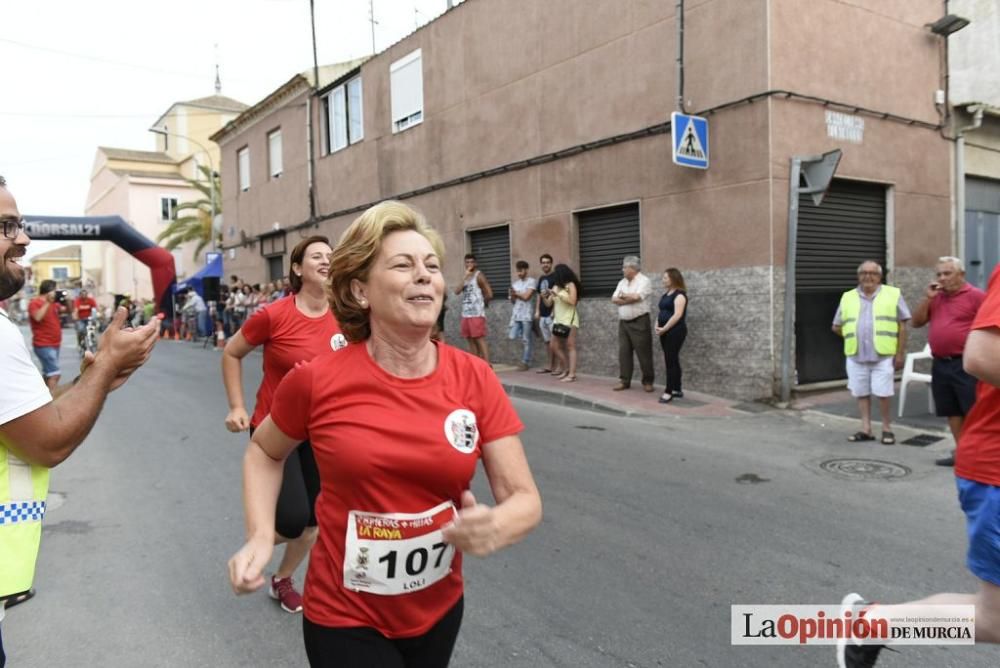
[
  {"left": 228, "top": 201, "right": 542, "bottom": 667},
  {"left": 221, "top": 235, "right": 343, "bottom": 614}
]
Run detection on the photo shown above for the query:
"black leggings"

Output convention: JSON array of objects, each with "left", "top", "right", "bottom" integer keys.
[
  {"left": 249, "top": 427, "right": 320, "bottom": 539},
  {"left": 659, "top": 325, "right": 687, "bottom": 394},
  {"left": 302, "top": 597, "right": 463, "bottom": 668}
]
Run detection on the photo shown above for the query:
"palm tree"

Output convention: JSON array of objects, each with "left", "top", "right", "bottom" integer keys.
[{"left": 157, "top": 165, "right": 220, "bottom": 260}]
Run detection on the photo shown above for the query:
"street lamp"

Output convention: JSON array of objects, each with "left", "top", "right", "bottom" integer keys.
[{"left": 147, "top": 126, "right": 218, "bottom": 252}]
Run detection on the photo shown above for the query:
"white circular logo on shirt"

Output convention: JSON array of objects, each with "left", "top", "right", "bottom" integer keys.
[
  {"left": 330, "top": 333, "right": 348, "bottom": 350},
  {"left": 444, "top": 409, "right": 479, "bottom": 454}
]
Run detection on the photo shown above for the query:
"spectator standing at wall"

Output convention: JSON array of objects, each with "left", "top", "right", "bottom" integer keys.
[
  {"left": 654, "top": 268, "right": 689, "bottom": 404},
  {"left": 542, "top": 263, "right": 581, "bottom": 382},
  {"left": 508, "top": 260, "right": 536, "bottom": 370},
  {"left": 534, "top": 254, "right": 559, "bottom": 375},
  {"left": 454, "top": 253, "right": 493, "bottom": 363},
  {"left": 832, "top": 260, "right": 911, "bottom": 445},
  {"left": 909, "top": 256, "right": 986, "bottom": 467},
  {"left": 28, "top": 280, "right": 64, "bottom": 391},
  {"left": 611, "top": 256, "right": 655, "bottom": 393}
]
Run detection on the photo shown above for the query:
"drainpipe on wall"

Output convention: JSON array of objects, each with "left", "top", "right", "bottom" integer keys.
[
  {"left": 675, "top": 0, "right": 685, "bottom": 112},
  {"left": 307, "top": 0, "right": 320, "bottom": 222},
  {"left": 955, "top": 104, "right": 984, "bottom": 260}
]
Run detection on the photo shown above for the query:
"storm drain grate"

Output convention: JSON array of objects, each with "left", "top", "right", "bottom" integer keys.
[
  {"left": 820, "top": 459, "right": 911, "bottom": 481},
  {"left": 900, "top": 434, "right": 944, "bottom": 447}
]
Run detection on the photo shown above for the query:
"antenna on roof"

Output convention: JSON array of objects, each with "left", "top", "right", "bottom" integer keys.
[
  {"left": 214, "top": 43, "right": 222, "bottom": 94},
  {"left": 368, "top": 0, "right": 378, "bottom": 54}
]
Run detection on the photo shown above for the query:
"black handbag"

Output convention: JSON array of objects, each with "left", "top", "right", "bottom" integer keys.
[{"left": 552, "top": 323, "right": 571, "bottom": 338}]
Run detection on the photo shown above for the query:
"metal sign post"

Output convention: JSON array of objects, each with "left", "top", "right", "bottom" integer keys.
[{"left": 779, "top": 149, "right": 842, "bottom": 404}]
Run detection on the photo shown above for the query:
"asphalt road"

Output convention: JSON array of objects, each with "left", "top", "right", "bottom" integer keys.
[{"left": 3, "top": 337, "right": 997, "bottom": 667}]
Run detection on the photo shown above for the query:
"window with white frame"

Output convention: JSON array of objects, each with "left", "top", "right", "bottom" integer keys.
[
  {"left": 268, "top": 129, "right": 283, "bottom": 178},
  {"left": 326, "top": 76, "right": 363, "bottom": 153},
  {"left": 390, "top": 49, "right": 423, "bottom": 133},
  {"left": 51, "top": 266, "right": 69, "bottom": 281},
  {"left": 160, "top": 196, "right": 178, "bottom": 221},
  {"left": 238, "top": 146, "right": 250, "bottom": 191}
]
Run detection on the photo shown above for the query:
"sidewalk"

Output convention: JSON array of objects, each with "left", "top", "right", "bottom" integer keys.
[
  {"left": 494, "top": 365, "right": 753, "bottom": 419},
  {"left": 495, "top": 363, "right": 953, "bottom": 438}
]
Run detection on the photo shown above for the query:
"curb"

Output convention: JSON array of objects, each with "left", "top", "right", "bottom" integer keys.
[{"left": 501, "top": 382, "right": 642, "bottom": 417}]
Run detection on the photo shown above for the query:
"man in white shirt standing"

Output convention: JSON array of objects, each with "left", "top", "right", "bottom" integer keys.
[
  {"left": 0, "top": 176, "right": 160, "bottom": 666},
  {"left": 611, "top": 255, "right": 655, "bottom": 392},
  {"left": 508, "top": 260, "right": 537, "bottom": 370}
]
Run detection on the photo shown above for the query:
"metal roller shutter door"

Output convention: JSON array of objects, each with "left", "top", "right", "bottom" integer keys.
[
  {"left": 795, "top": 180, "right": 886, "bottom": 384},
  {"left": 469, "top": 226, "right": 511, "bottom": 296},
  {"left": 578, "top": 204, "right": 640, "bottom": 298}
]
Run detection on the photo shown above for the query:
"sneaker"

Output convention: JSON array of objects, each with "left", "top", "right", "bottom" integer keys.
[
  {"left": 836, "top": 593, "right": 886, "bottom": 668},
  {"left": 516, "top": 362, "right": 530, "bottom": 371},
  {"left": 269, "top": 575, "right": 303, "bottom": 613}
]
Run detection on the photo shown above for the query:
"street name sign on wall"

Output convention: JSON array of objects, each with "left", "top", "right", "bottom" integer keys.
[{"left": 671, "top": 112, "right": 709, "bottom": 169}]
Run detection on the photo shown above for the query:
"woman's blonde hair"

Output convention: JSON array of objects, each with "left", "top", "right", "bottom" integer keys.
[{"left": 328, "top": 200, "right": 445, "bottom": 342}]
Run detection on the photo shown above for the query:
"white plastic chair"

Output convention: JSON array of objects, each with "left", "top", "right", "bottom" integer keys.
[{"left": 898, "top": 344, "right": 934, "bottom": 417}]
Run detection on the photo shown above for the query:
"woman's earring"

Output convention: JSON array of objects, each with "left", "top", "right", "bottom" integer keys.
[{"left": 359, "top": 298, "right": 368, "bottom": 307}]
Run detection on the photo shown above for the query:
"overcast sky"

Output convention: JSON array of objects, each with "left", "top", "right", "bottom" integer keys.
[{"left": 1, "top": 0, "right": 456, "bottom": 259}]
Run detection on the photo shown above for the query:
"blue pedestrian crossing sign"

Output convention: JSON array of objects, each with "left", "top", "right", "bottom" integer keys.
[{"left": 671, "top": 112, "right": 709, "bottom": 170}]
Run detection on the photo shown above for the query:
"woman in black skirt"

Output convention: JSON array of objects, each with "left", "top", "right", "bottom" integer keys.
[{"left": 654, "top": 268, "right": 688, "bottom": 403}]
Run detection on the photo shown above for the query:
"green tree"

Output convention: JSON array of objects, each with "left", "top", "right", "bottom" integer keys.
[{"left": 156, "top": 164, "right": 220, "bottom": 260}]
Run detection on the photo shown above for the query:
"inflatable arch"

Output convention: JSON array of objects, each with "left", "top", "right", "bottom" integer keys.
[{"left": 24, "top": 215, "right": 176, "bottom": 315}]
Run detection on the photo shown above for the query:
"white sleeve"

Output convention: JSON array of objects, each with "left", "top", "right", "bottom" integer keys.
[{"left": 0, "top": 318, "right": 52, "bottom": 426}]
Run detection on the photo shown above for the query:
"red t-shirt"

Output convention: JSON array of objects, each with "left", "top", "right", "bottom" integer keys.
[
  {"left": 927, "top": 283, "right": 986, "bottom": 357},
  {"left": 240, "top": 295, "right": 343, "bottom": 428},
  {"left": 956, "top": 265, "right": 1000, "bottom": 485},
  {"left": 73, "top": 296, "right": 98, "bottom": 320},
  {"left": 28, "top": 296, "right": 62, "bottom": 347},
  {"left": 270, "top": 341, "right": 523, "bottom": 637}
]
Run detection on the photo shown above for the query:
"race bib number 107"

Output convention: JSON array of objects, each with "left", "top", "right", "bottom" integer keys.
[{"left": 343, "top": 500, "right": 457, "bottom": 596}]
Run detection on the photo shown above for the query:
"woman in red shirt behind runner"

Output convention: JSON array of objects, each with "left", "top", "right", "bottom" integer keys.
[
  {"left": 228, "top": 201, "right": 542, "bottom": 667},
  {"left": 221, "top": 235, "right": 343, "bottom": 614}
]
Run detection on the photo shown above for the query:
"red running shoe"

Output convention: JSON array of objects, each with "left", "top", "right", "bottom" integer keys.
[{"left": 269, "top": 575, "right": 303, "bottom": 614}]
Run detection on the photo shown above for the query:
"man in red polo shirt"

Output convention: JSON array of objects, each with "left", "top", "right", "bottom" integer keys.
[
  {"left": 910, "top": 256, "right": 986, "bottom": 466},
  {"left": 28, "top": 280, "right": 65, "bottom": 391},
  {"left": 72, "top": 289, "right": 98, "bottom": 350}
]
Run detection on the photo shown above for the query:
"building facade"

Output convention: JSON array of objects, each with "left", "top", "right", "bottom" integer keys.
[
  {"left": 84, "top": 95, "right": 247, "bottom": 303},
  {"left": 214, "top": 0, "right": 954, "bottom": 400},
  {"left": 30, "top": 244, "right": 82, "bottom": 289}
]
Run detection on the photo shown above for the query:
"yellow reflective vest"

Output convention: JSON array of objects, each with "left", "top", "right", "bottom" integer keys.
[
  {"left": 839, "top": 285, "right": 901, "bottom": 357},
  {"left": 0, "top": 443, "right": 49, "bottom": 597}
]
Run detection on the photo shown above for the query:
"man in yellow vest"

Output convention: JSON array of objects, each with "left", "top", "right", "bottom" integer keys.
[
  {"left": 832, "top": 260, "right": 911, "bottom": 445},
  {"left": 0, "top": 176, "right": 161, "bottom": 667}
]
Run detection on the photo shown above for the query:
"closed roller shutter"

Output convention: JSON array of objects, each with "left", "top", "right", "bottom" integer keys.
[
  {"left": 469, "top": 225, "right": 511, "bottom": 296},
  {"left": 796, "top": 180, "right": 887, "bottom": 291},
  {"left": 965, "top": 176, "right": 1000, "bottom": 290},
  {"left": 795, "top": 179, "right": 886, "bottom": 384},
  {"left": 578, "top": 203, "right": 640, "bottom": 298}
]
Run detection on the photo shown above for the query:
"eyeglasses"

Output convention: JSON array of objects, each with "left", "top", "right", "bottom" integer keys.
[
  {"left": 1, "top": 216, "right": 25, "bottom": 240},
  {"left": 857, "top": 271, "right": 880, "bottom": 276}
]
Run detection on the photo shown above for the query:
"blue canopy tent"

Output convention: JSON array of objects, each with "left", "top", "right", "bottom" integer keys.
[{"left": 174, "top": 253, "right": 222, "bottom": 298}]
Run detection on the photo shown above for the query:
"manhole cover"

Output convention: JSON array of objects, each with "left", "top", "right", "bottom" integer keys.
[
  {"left": 900, "top": 434, "right": 944, "bottom": 447},
  {"left": 820, "top": 459, "right": 911, "bottom": 481}
]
